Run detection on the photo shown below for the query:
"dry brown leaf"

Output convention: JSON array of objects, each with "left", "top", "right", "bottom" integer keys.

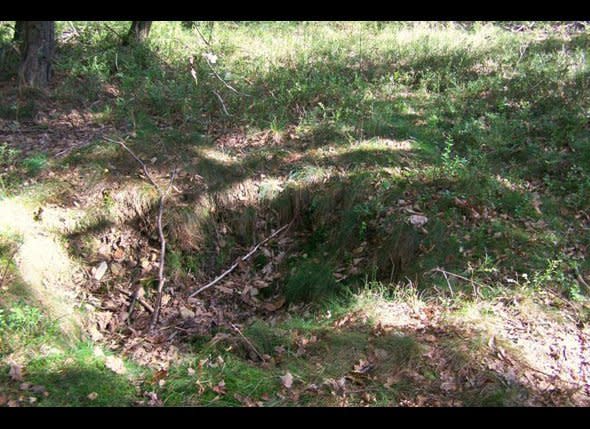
[
  {"left": 280, "top": 372, "right": 294, "bottom": 389},
  {"left": 353, "top": 359, "right": 373, "bottom": 374},
  {"left": 9, "top": 363, "right": 23, "bottom": 381},
  {"left": 212, "top": 380, "right": 226, "bottom": 395},
  {"left": 263, "top": 296, "right": 286, "bottom": 312}
]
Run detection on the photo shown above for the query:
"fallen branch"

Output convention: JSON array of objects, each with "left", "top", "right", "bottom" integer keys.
[
  {"left": 103, "top": 22, "right": 126, "bottom": 43},
  {"left": 114, "top": 285, "right": 154, "bottom": 314},
  {"left": 150, "top": 168, "right": 177, "bottom": 330},
  {"left": 194, "top": 23, "right": 212, "bottom": 47},
  {"left": 108, "top": 137, "right": 177, "bottom": 330},
  {"left": 230, "top": 323, "right": 264, "bottom": 361},
  {"left": 576, "top": 273, "right": 590, "bottom": 293},
  {"left": 441, "top": 269, "right": 454, "bottom": 298},
  {"left": 212, "top": 89, "right": 230, "bottom": 116},
  {"left": 203, "top": 54, "right": 249, "bottom": 97},
  {"left": 428, "top": 267, "right": 485, "bottom": 298},
  {"left": 105, "top": 137, "right": 163, "bottom": 193},
  {"left": 189, "top": 221, "right": 293, "bottom": 298}
]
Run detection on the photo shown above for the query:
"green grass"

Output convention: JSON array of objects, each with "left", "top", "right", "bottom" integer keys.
[{"left": 23, "top": 343, "right": 142, "bottom": 407}]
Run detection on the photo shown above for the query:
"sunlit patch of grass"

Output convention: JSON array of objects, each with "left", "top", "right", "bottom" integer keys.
[
  {"left": 350, "top": 281, "right": 426, "bottom": 328},
  {"left": 0, "top": 301, "right": 60, "bottom": 359},
  {"left": 20, "top": 342, "right": 142, "bottom": 407},
  {"left": 160, "top": 352, "right": 277, "bottom": 406}
]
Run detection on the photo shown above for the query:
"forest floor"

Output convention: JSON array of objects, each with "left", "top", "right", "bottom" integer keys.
[{"left": 1, "top": 21, "right": 590, "bottom": 406}]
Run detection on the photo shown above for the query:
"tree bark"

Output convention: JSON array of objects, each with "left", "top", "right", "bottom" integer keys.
[
  {"left": 13, "top": 21, "right": 24, "bottom": 43},
  {"left": 17, "top": 21, "right": 55, "bottom": 90},
  {"left": 124, "top": 21, "right": 152, "bottom": 45}
]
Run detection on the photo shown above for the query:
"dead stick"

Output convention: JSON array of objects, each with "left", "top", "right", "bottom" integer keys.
[
  {"left": 230, "top": 323, "right": 264, "bottom": 361},
  {"left": 105, "top": 137, "right": 162, "bottom": 193},
  {"left": 212, "top": 90, "right": 230, "bottom": 116},
  {"left": 189, "top": 221, "right": 293, "bottom": 298},
  {"left": 108, "top": 137, "right": 177, "bottom": 330},
  {"left": 428, "top": 267, "right": 485, "bottom": 298},
  {"left": 441, "top": 270, "right": 454, "bottom": 298},
  {"left": 577, "top": 273, "right": 590, "bottom": 293},
  {"left": 114, "top": 285, "right": 154, "bottom": 314},
  {"left": 203, "top": 55, "right": 249, "bottom": 97},
  {"left": 194, "top": 24, "right": 211, "bottom": 47},
  {"left": 149, "top": 169, "right": 177, "bottom": 330}
]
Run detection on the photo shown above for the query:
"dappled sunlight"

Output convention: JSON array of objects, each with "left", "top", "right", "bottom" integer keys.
[
  {"left": 1, "top": 21, "right": 590, "bottom": 407},
  {"left": 0, "top": 196, "right": 83, "bottom": 336}
]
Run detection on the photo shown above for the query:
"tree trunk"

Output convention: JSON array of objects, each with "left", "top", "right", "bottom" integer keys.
[
  {"left": 124, "top": 21, "right": 152, "bottom": 45},
  {"left": 13, "top": 21, "right": 24, "bottom": 43},
  {"left": 18, "top": 21, "right": 55, "bottom": 90}
]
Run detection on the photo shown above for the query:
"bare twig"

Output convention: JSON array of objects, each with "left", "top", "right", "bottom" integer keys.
[
  {"left": 105, "top": 137, "right": 162, "bottom": 192},
  {"left": 230, "top": 323, "right": 264, "bottom": 361},
  {"left": 108, "top": 137, "right": 177, "bottom": 330},
  {"left": 67, "top": 21, "right": 81, "bottom": 37},
  {"left": 203, "top": 55, "right": 249, "bottom": 97},
  {"left": 428, "top": 267, "right": 485, "bottom": 298},
  {"left": 576, "top": 273, "right": 590, "bottom": 293},
  {"left": 150, "top": 168, "right": 177, "bottom": 330},
  {"left": 194, "top": 24, "right": 211, "bottom": 47},
  {"left": 189, "top": 221, "right": 293, "bottom": 298},
  {"left": 212, "top": 90, "right": 230, "bottom": 116},
  {"left": 114, "top": 285, "right": 154, "bottom": 314},
  {"left": 103, "top": 22, "right": 126, "bottom": 43},
  {"left": 441, "top": 270, "right": 454, "bottom": 298}
]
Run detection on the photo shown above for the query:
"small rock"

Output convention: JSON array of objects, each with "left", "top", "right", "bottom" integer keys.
[
  {"left": 94, "top": 261, "right": 108, "bottom": 281},
  {"left": 179, "top": 306, "right": 195, "bottom": 320}
]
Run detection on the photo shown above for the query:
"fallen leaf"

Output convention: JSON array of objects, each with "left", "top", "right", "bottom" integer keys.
[
  {"left": 212, "top": 380, "right": 226, "bottom": 395},
  {"left": 263, "top": 296, "right": 286, "bottom": 312},
  {"left": 353, "top": 359, "right": 373, "bottom": 374},
  {"left": 87, "top": 392, "right": 98, "bottom": 400},
  {"left": 424, "top": 334, "right": 437, "bottom": 342},
  {"left": 144, "top": 391, "right": 162, "bottom": 406},
  {"left": 280, "top": 372, "right": 294, "bottom": 389},
  {"left": 9, "top": 364, "right": 23, "bottom": 381},
  {"left": 0, "top": 394, "right": 7, "bottom": 406},
  {"left": 440, "top": 380, "right": 457, "bottom": 392},
  {"left": 409, "top": 214, "right": 428, "bottom": 227}
]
